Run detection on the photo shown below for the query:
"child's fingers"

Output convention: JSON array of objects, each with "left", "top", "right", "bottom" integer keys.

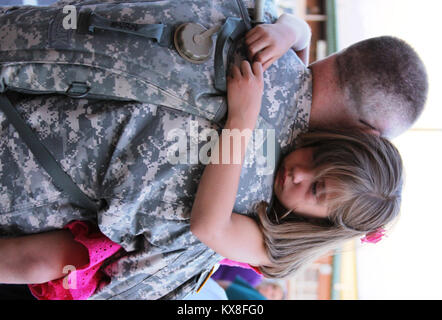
[
  {"left": 245, "top": 28, "right": 262, "bottom": 46},
  {"left": 254, "top": 47, "right": 274, "bottom": 65},
  {"left": 245, "top": 25, "right": 264, "bottom": 40},
  {"left": 262, "top": 58, "right": 277, "bottom": 71},
  {"left": 240, "top": 60, "right": 253, "bottom": 77},
  {"left": 251, "top": 61, "right": 263, "bottom": 78},
  {"left": 229, "top": 65, "right": 241, "bottom": 79},
  {"left": 247, "top": 39, "right": 269, "bottom": 59}
]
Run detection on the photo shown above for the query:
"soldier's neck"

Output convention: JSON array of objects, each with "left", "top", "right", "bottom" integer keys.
[{"left": 308, "top": 55, "right": 343, "bottom": 130}]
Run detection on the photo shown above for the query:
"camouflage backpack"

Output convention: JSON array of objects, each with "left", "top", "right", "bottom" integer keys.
[
  {"left": 0, "top": 0, "right": 276, "bottom": 124},
  {"left": 0, "top": 0, "right": 310, "bottom": 213}
]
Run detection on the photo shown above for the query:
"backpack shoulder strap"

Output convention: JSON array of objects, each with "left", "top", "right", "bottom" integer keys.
[{"left": 0, "top": 94, "right": 102, "bottom": 213}]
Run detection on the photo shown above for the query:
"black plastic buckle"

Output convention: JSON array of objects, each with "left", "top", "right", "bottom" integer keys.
[{"left": 66, "top": 81, "right": 91, "bottom": 98}]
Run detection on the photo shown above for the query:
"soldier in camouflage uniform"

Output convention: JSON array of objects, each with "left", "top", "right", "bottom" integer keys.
[
  {"left": 0, "top": 0, "right": 312, "bottom": 299},
  {"left": 2, "top": 0, "right": 430, "bottom": 300},
  {"left": 0, "top": 89, "right": 311, "bottom": 300}
]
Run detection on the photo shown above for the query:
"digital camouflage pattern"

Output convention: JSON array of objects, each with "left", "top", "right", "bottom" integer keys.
[
  {"left": 0, "top": 0, "right": 279, "bottom": 123},
  {"left": 0, "top": 0, "right": 312, "bottom": 299}
]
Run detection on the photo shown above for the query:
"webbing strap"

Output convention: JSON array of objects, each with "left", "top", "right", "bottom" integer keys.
[
  {"left": 214, "top": 0, "right": 258, "bottom": 92},
  {"left": 77, "top": 10, "right": 174, "bottom": 48},
  {"left": 0, "top": 94, "right": 102, "bottom": 213},
  {"left": 214, "top": 17, "right": 247, "bottom": 92},
  {"left": 235, "top": 0, "right": 252, "bottom": 30}
]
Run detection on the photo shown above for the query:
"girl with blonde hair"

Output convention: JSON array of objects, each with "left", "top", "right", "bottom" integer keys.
[
  {"left": 254, "top": 129, "right": 403, "bottom": 278},
  {"left": 191, "top": 60, "right": 403, "bottom": 279}
]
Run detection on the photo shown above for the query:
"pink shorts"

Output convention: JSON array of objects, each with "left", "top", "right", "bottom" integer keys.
[{"left": 28, "top": 221, "right": 122, "bottom": 300}]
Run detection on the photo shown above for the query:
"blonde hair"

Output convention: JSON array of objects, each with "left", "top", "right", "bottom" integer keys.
[{"left": 255, "top": 130, "right": 403, "bottom": 278}]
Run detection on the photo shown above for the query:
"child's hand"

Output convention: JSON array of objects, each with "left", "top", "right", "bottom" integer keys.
[
  {"left": 245, "top": 23, "right": 294, "bottom": 71},
  {"left": 245, "top": 14, "right": 311, "bottom": 71},
  {"left": 226, "top": 61, "right": 264, "bottom": 129}
]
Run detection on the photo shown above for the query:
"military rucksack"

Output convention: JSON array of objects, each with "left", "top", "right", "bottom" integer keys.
[
  {"left": 0, "top": 0, "right": 309, "bottom": 212},
  {"left": 0, "top": 0, "right": 276, "bottom": 124}
]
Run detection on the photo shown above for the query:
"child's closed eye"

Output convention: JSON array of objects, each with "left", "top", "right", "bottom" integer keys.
[{"left": 311, "top": 181, "right": 318, "bottom": 196}]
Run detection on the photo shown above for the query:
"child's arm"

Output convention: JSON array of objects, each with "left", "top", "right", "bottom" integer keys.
[
  {"left": 190, "top": 61, "right": 271, "bottom": 267},
  {"left": 0, "top": 230, "right": 89, "bottom": 284},
  {"left": 245, "top": 13, "right": 311, "bottom": 69}
]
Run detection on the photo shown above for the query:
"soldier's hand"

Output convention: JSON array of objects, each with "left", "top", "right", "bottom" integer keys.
[{"left": 226, "top": 61, "right": 263, "bottom": 129}]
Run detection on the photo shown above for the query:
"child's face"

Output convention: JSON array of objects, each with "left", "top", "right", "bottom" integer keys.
[{"left": 273, "top": 147, "right": 329, "bottom": 219}]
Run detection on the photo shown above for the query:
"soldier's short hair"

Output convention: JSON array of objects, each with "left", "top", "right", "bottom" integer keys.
[{"left": 335, "top": 36, "right": 428, "bottom": 136}]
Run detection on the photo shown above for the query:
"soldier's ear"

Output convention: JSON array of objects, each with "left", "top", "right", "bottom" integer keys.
[
  {"left": 362, "top": 127, "right": 381, "bottom": 137},
  {"left": 357, "top": 119, "right": 381, "bottom": 137}
]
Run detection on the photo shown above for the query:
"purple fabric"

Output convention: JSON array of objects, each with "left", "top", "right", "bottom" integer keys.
[{"left": 211, "top": 265, "right": 263, "bottom": 287}]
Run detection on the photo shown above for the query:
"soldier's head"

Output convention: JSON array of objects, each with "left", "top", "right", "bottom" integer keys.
[{"left": 308, "top": 36, "right": 428, "bottom": 139}]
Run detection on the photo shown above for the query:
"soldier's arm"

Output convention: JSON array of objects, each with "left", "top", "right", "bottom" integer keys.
[
  {"left": 245, "top": 13, "right": 311, "bottom": 69},
  {"left": 190, "top": 61, "right": 271, "bottom": 267}
]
